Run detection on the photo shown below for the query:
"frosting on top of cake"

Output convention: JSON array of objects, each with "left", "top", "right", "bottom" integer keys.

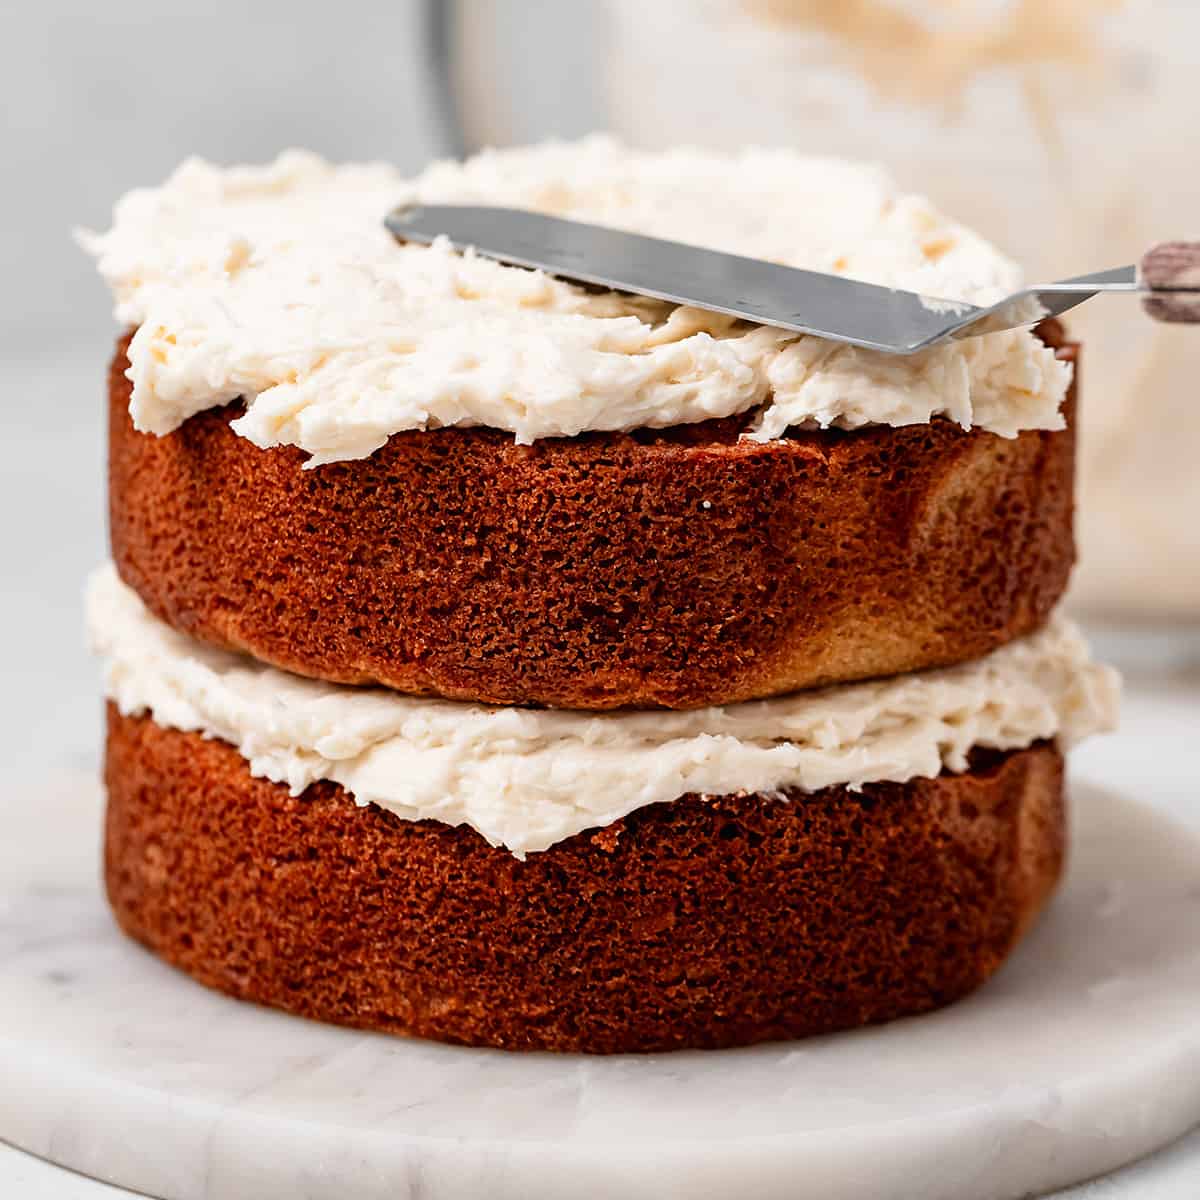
[
  {"left": 88, "top": 564, "right": 1118, "bottom": 856},
  {"left": 79, "top": 139, "right": 1072, "bottom": 464}
]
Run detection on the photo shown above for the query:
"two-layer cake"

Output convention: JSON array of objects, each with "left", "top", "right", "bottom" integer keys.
[{"left": 83, "top": 139, "right": 1118, "bottom": 1053}]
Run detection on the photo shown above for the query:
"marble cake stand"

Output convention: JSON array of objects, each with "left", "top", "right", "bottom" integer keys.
[{"left": 2, "top": 769, "right": 1200, "bottom": 1200}]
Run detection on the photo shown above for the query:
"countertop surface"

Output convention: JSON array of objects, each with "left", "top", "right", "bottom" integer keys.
[{"left": 2, "top": 342, "right": 1198, "bottom": 1198}]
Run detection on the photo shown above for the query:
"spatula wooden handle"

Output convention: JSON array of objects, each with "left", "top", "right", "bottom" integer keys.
[{"left": 1142, "top": 242, "right": 1200, "bottom": 323}]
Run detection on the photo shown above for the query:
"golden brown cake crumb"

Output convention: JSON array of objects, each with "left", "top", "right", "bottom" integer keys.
[
  {"left": 108, "top": 331, "right": 1078, "bottom": 710},
  {"left": 105, "top": 706, "right": 1065, "bottom": 1054}
]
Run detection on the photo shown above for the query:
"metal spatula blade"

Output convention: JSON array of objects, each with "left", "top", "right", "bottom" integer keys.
[{"left": 386, "top": 205, "right": 1200, "bottom": 356}]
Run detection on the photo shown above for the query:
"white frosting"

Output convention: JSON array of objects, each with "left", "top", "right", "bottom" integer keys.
[
  {"left": 79, "top": 140, "right": 1072, "bottom": 465},
  {"left": 88, "top": 564, "right": 1118, "bottom": 856}
]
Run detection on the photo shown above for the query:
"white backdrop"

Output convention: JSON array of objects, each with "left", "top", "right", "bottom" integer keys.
[{"left": 3, "top": 0, "right": 452, "bottom": 354}]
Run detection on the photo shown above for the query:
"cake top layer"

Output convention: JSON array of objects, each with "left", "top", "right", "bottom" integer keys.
[
  {"left": 89, "top": 564, "right": 1118, "bottom": 856},
  {"left": 81, "top": 138, "right": 1071, "bottom": 464}
]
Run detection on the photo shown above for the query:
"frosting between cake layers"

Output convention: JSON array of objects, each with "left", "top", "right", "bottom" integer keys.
[
  {"left": 79, "top": 139, "right": 1072, "bottom": 465},
  {"left": 87, "top": 564, "right": 1118, "bottom": 856}
]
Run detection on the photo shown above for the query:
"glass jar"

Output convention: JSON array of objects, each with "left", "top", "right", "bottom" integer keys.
[{"left": 605, "top": 0, "right": 1200, "bottom": 634}]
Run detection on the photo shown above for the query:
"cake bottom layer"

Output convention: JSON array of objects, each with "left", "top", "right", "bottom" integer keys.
[{"left": 104, "top": 706, "right": 1065, "bottom": 1054}]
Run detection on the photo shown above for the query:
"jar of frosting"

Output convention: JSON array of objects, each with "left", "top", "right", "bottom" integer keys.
[{"left": 605, "top": 0, "right": 1200, "bottom": 635}]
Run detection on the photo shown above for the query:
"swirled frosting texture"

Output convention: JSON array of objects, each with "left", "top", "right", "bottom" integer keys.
[
  {"left": 79, "top": 140, "right": 1071, "bottom": 464},
  {"left": 88, "top": 565, "right": 1117, "bottom": 856}
]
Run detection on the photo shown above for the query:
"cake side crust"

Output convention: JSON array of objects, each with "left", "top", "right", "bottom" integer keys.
[
  {"left": 104, "top": 706, "right": 1066, "bottom": 1054},
  {"left": 107, "top": 333, "right": 1078, "bottom": 710}
]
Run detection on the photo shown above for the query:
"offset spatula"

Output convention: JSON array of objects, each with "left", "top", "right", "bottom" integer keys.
[{"left": 386, "top": 205, "right": 1200, "bottom": 355}]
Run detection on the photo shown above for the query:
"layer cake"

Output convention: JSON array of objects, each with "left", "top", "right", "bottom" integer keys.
[{"left": 82, "top": 139, "right": 1118, "bottom": 1052}]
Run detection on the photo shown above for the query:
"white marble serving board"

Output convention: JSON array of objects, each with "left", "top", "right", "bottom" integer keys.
[{"left": 2, "top": 767, "right": 1200, "bottom": 1200}]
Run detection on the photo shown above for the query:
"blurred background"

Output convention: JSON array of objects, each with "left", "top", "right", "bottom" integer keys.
[{"left": 4, "top": 0, "right": 1200, "bottom": 783}]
